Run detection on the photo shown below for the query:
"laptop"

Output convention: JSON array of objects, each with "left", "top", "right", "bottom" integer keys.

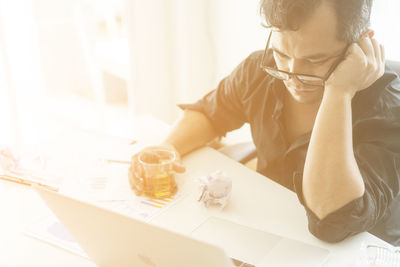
[{"left": 34, "top": 186, "right": 330, "bottom": 267}]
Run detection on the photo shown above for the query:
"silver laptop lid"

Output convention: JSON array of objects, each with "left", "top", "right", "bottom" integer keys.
[{"left": 34, "top": 186, "right": 235, "bottom": 267}]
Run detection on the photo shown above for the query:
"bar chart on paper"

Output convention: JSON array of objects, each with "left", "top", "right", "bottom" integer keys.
[{"left": 98, "top": 193, "right": 184, "bottom": 221}]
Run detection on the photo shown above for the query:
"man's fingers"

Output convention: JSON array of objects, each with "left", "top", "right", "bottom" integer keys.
[
  {"left": 379, "top": 44, "right": 385, "bottom": 76},
  {"left": 128, "top": 154, "right": 143, "bottom": 191},
  {"left": 173, "top": 163, "right": 186, "bottom": 173},
  {"left": 371, "top": 38, "right": 381, "bottom": 64},
  {"left": 347, "top": 43, "right": 369, "bottom": 69},
  {"left": 139, "top": 151, "right": 161, "bottom": 163},
  {"left": 128, "top": 168, "right": 135, "bottom": 188},
  {"left": 327, "top": 37, "right": 384, "bottom": 95},
  {"left": 358, "top": 37, "right": 375, "bottom": 60},
  {"left": 352, "top": 38, "right": 384, "bottom": 76},
  {"left": 380, "top": 44, "right": 385, "bottom": 64}
]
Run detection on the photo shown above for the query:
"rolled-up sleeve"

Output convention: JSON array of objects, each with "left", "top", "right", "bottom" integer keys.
[
  {"left": 294, "top": 81, "right": 400, "bottom": 243},
  {"left": 178, "top": 51, "right": 264, "bottom": 137},
  {"left": 298, "top": 143, "right": 399, "bottom": 243}
]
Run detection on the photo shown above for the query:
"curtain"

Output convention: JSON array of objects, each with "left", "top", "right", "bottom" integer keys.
[{"left": 125, "top": 0, "right": 265, "bottom": 124}]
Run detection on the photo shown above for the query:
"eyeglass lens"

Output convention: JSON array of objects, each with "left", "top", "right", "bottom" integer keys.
[{"left": 265, "top": 68, "right": 324, "bottom": 86}]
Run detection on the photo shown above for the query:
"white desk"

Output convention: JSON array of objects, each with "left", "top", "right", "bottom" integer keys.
[{"left": 0, "top": 133, "right": 390, "bottom": 266}]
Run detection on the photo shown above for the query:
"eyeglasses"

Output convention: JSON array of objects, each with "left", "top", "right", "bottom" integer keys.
[{"left": 260, "top": 31, "right": 349, "bottom": 87}]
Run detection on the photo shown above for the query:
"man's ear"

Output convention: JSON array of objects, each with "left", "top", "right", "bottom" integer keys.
[{"left": 360, "top": 29, "right": 375, "bottom": 39}]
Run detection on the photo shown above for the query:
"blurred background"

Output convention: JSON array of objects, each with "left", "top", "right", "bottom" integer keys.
[{"left": 0, "top": 0, "right": 399, "bottom": 147}]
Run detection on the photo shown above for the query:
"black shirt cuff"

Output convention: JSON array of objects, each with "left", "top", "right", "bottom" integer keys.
[{"left": 292, "top": 171, "right": 373, "bottom": 243}]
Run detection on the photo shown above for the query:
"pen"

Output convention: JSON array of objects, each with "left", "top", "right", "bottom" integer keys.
[
  {"left": 105, "top": 159, "right": 130, "bottom": 165},
  {"left": 0, "top": 174, "right": 59, "bottom": 192}
]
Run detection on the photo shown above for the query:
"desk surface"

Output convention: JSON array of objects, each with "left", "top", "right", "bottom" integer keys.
[{"left": 0, "top": 129, "right": 390, "bottom": 267}]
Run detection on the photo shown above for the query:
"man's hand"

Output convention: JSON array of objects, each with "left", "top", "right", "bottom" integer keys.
[
  {"left": 128, "top": 144, "right": 186, "bottom": 195},
  {"left": 325, "top": 37, "right": 385, "bottom": 98}
]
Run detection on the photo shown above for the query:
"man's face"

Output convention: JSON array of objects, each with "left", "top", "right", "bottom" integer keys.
[{"left": 270, "top": 2, "right": 347, "bottom": 105}]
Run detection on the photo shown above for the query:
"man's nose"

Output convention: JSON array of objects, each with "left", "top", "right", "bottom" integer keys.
[
  {"left": 287, "top": 58, "right": 302, "bottom": 73},
  {"left": 286, "top": 59, "right": 304, "bottom": 86}
]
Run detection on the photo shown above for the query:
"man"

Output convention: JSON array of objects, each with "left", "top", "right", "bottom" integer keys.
[{"left": 129, "top": 0, "right": 400, "bottom": 245}]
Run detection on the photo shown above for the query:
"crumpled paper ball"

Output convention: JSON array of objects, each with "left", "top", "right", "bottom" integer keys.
[{"left": 198, "top": 170, "right": 232, "bottom": 209}]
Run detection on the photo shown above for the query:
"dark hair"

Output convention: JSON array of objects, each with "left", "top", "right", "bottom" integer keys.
[{"left": 259, "top": 0, "right": 373, "bottom": 42}]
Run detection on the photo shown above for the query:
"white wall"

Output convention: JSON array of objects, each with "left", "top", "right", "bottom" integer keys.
[
  {"left": 371, "top": 0, "right": 400, "bottom": 61},
  {"left": 0, "top": 0, "right": 44, "bottom": 145},
  {"left": 0, "top": 0, "right": 44, "bottom": 96},
  {"left": 212, "top": 0, "right": 266, "bottom": 81},
  {"left": 0, "top": 32, "right": 16, "bottom": 145},
  {"left": 33, "top": 0, "right": 92, "bottom": 97}
]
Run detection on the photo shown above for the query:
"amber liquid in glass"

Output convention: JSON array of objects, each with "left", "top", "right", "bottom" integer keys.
[
  {"left": 143, "top": 172, "right": 177, "bottom": 198},
  {"left": 139, "top": 150, "right": 178, "bottom": 199}
]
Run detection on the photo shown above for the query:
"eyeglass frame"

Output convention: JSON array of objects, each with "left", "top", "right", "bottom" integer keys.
[{"left": 260, "top": 30, "right": 350, "bottom": 87}]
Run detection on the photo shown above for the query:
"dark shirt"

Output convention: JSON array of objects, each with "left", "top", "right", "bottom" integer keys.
[{"left": 179, "top": 50, "right": 400, "bottom": 245}]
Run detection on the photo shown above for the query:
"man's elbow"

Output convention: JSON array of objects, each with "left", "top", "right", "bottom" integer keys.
[
  {"left": 308, "top": 219, "right": 354, "bottom": 243},
  {"left": 304, "top": 181, "right": 365, "bottom": 220}
]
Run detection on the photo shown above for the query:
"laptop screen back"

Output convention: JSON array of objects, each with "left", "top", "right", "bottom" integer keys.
[{"left": 34, "top": 187, "right": 235, "bottom": 267}]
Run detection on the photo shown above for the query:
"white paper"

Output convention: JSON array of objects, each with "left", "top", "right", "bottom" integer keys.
[{"left": 24, "top": 216, "right": 88, "bottom": 258}]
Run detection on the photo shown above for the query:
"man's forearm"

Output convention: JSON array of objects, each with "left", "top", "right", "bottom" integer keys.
[
  {"left": 162, "top": 110, "right": 219, "bottom": 156},
  {"left": 303, "top": 89, "right": 365, "bottom": 219}
]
